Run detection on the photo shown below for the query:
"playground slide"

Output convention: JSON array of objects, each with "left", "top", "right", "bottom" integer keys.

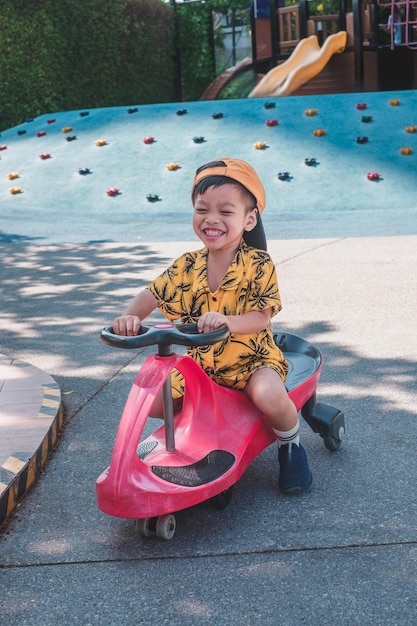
[{"left": 249, "top": 31, "right": 347, "bottom": 98}]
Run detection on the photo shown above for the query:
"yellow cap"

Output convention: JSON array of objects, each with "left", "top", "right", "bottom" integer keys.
[{"left": 192, "top": 158, "right": 266, "bottom": 213}]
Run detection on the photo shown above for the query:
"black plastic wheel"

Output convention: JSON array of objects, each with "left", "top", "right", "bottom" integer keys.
[
  {"left": 135, "top": 517, "right": 157, "bottom": 536},
  {"left": 210, "top": 486, "right": 234, "bottom": 510},
  {"left": 322, "top": 434, "right": 342, "bottom": 451}
]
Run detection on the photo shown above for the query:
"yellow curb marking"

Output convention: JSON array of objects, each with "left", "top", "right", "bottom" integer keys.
[{"left": 3, "top": 456, "right": 25, "bottom": 473}]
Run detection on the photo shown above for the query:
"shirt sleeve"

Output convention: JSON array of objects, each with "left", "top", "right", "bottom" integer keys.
[
  {"left": 148, "top": 253, "right": 192, "bottom": 322},
  {"left": 245, "top": 250, "right": 282, "bottom": 317},
  {"left": 148, "top": 262, "right": 180, "bottom": 321}
]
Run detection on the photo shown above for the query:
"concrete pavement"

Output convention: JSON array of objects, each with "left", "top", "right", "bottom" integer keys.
[{"left": 1, "top": 235, "right": 416, "bottom": 625}]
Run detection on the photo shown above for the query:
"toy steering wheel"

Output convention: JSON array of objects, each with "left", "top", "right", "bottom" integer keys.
[{"left": 100, "top": 322, "right": 229, "bottom": 350}]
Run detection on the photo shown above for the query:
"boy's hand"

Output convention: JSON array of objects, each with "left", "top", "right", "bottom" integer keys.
[
  {"left": 113, "top": 315, "right": 141, "bottom": 336},
  {"left": 197, "top": 312, "right": 229, "bottom": 334}
]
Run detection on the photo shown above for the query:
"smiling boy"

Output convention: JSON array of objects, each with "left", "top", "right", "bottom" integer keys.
[{"left": 113, "top": 158, "right": 312, "bottom": 494}]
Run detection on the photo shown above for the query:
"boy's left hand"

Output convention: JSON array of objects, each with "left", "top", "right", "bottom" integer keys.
[{"left": 197, "top": 312, "right": 229, "bottom": 334}]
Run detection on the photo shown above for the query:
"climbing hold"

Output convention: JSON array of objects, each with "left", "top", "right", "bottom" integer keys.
[
  {"left": 356, "top": 103, "right": 367, "bottom": 110},
  {"left": 166, "top": 162, "right": 180, "bottom": 170},
  {"left": 62, "top": 126, "right": 73, "bottom": 133},
  {"left": 0, "top": 145, "right": 8, "bottom": 151},
  {"left": 36, "top": 131, "right": 46, "bottom": 137},
  {"left": 356, "top": 136, "right": 369, "bottom": 144},
  {"left": 143, "top": 137, "right": 155, "bottom": 144},
  {"left": 9, "top": 186, "right": 22, "bottom": 194},
  {"left": 80, "top": 111, "right": 89, "bottom": 117},
  {"left": 66, "top": 135, "right": 77, "bottom": 142},
  {"left": 176, "top": 109, "right": 187, "bottom": 115},
  {"left": 39, "top": 153, "right": 51, "bottom": 160},
  {"left": 95, "top": 139, "right": 108, "bottom": 146},
  {"left": 47, "top": 118, "right": 56, "bottom": 124},
  {"left": 305, "top": 109, "right": 318, "bottom": 116},
  {"left": 400, "top": 147, "right": 413, "bottom": 155},
  {"left": 367, "top": 172, "right": 381, "bottom": 181},
  {"left": 304, "top": 158, "right": 317, "bottom": 166},
  {"left": 264, "top": 102, "right": 276, "bottom": 109},
  {"left": 146, "top": 194, "right": 161, "bottom": 202},
  {"left": 313, "top": 129, "right": 326, "bottom": 136},
  {"left": 7, "top": 172, "right": 20, "bottom": 180},
  {"left": 193, "top": 136, "right": 206, "bottom": 143},
  {"left": 212, "top": 112, "right": 224, "bottom": 119},
  {"left": 361, "top": 116, "right": 373, "bottom": 123},
  {"left": 17, "top": 130, "right": 27, "bottom": 136},
  {"left": 277, "top": 172, "right": 291, "bottom": 181},
  {"left": 266, "top": 119, "right": 279, "bottom": 127},
  {"left": 128, "top": 107, "right": 138, "bottom": 114},
  {"left": 106, "top": 188, "right": 120, "bottom": 196},
  {"left": 389, "top": 99, "right": 400, "bottom": 106},
  {"left": 405, "top": 125, "right": 417, "bottom": 133},
  {"left": 78, "top": 168, "right": 91, "bottom": 175}
]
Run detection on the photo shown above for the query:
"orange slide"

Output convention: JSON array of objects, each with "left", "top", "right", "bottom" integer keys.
[{"left": 249, "top": 31, "right": 347, "bottom": 98}]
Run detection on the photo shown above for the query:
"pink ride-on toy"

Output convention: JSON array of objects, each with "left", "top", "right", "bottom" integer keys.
[{"left": 96, "top": 323, "right": 345, "bottom": 540}]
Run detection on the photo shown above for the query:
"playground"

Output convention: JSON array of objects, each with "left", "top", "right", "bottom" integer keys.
[
  {"left": 202, "top": 0, "right": 417, "bottom": 99},
  {"left": 1, "top": 2, "right": 417, "bottom": 622}
]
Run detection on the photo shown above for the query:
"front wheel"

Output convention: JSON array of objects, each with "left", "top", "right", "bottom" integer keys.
[
  {"left": 156, "top": 514, "right": 176, "bottom": 540},
  {"left": 135, "top": 517, "right": 155, "bottom": 537}
]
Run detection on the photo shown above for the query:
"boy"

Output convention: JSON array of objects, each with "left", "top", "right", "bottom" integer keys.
[{"left": 113, "top": 158, "right": 312, "bottom": 494}]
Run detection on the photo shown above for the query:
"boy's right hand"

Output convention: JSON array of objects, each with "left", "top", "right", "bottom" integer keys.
[{"left": 112, "top": 315, "right": 141, "bottom": 336}]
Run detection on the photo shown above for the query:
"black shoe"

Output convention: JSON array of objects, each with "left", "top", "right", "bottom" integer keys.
[{"left": 278, "top": 443, "right": 313, "bottom": 494}]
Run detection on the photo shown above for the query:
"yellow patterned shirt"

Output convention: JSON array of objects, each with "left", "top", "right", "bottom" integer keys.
[{"left": 148, "top": 240, "right": 288, "bottom": 396}]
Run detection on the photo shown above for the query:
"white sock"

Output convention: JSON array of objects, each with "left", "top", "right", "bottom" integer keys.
[{"left": 273, "top": 420, "right": 300, "bottom": 447}]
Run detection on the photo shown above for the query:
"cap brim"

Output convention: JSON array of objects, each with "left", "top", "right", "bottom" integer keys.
[{"left": 243, "top": 213, "right": 267, "bottom": 251}]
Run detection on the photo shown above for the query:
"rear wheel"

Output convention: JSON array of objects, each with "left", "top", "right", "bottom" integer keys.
[{"left": 322, "top": 434, "right": 342, "bottom": 451}]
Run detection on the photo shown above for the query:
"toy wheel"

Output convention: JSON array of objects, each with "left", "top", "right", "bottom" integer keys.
[
  {"left": 322, "top": 434, "right": 342, "bottom": 451},
  {"left": 135, "top": 517, "right": 155, "bottom": 537},
  {"left": 210, "top": 486, "right": 233, "bottom": 510},
  {"left": 156, "top": 514, "right": 176, "bottom": 540}
]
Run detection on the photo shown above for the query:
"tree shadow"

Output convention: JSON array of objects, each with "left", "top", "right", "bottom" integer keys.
[
  {"left": 0, "top": 231, "right": 46, "bottom": 243},
  {"left": 0, "top": 242, "right": 173, "bottom": 419},
  {"left": 276, "top": 320, "right": 417, "bottom": 446},
  {"left": 1, "top": 243, "right": 416, "bottom": 437}
]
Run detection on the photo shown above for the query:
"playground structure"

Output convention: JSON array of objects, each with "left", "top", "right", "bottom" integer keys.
[
  {"left": 202, "top": 0, "right": 417, "bottom": 99},
  {"left": 249, "top": 31, "right": 348, "bottom": 97}
]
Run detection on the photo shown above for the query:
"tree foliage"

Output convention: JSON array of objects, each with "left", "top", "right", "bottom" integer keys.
[
  {"left": 0, "top": 0, "right": 259, "bottom": 130},
  {"left": 177, "top": 2, "right": 216, "bottom": 101},
  {"left": 0, "top": 0, "right": 175, "bottom": 131},
  {"left": 177, "top": 0, "right": 252, "bottom": 101}
]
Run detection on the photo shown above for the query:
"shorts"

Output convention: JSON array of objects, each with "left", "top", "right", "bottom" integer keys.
[{"left": 170, "top": 357, "right": 288, "bottom": 399}]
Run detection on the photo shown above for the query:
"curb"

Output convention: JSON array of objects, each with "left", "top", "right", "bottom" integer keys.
[{"left": 0, "top": 355, "right": 64, "bottom": 528}]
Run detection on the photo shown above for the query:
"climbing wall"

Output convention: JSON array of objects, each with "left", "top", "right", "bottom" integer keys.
[{"left": 1, "top": 91, "right": 416, "bottom": 242}]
